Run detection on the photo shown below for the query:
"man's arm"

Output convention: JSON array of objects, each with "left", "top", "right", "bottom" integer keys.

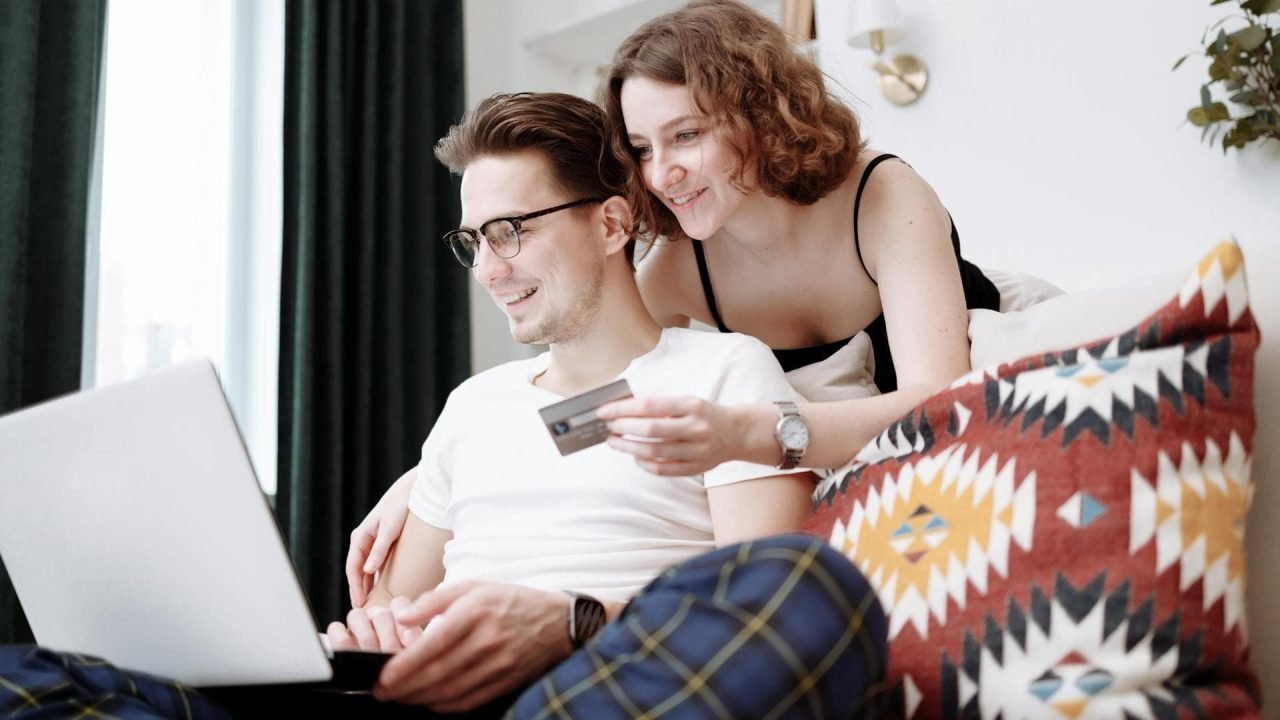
[
  {"left": 363, "top": 513, "right": 451, "bottom": 608},
  {"left": 707, "top": 472, "right": 814, "bottom": 546}
]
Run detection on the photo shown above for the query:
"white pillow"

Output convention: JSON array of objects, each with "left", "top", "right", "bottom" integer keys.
[
  {"left": 982, "top": 267, "right": 1066, "bottom": 312},
  {"left": 968, "top": 268, "right": 1185, "bottom": 370}
]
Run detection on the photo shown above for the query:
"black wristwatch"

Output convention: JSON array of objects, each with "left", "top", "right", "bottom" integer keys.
[{"left": 567, "top": 591, "right": 607, "bottom": 648}]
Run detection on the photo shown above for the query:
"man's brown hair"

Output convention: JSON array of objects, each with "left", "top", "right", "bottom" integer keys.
[{"left": 435, "top": 92, "right": 634, "bottom": 264}]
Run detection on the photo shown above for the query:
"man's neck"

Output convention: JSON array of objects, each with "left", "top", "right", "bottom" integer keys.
[{"left": 534, "top": 275, "right": 663, "bottom": 397}]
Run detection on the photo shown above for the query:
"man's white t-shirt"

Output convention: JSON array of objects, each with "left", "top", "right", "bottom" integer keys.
[{"left": 409, "top": 327, "right": 804, "bottom": 602}]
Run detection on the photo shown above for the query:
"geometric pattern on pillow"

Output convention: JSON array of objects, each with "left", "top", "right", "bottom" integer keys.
[{"left": 804, "top": 241, "right": 1261, "bottom": 719}]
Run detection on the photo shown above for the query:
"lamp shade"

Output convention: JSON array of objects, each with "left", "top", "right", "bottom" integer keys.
[{"left": 847, "top": 0, "right": 906, "bottom": 49}]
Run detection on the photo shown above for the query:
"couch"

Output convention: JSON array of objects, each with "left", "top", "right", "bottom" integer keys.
[{"left": 806, "top": 239, "right": 1277, "bottom": 718}]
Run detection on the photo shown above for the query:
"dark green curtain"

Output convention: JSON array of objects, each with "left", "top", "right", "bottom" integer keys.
[
  {"left": 0, "top": 0, "right": 108, "bottom": 645},
  {"left": 279, "top": 0, "right": 469, "bottom": 624}
]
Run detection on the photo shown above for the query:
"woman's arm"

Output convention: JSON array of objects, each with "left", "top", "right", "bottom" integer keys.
[
  {"left": 792, "top": 164, "right": 974, "bottom": 465},
  {"left": 857, "top": 159, "right": 973, "bottom": 393},
  {"left": 346, "top": 466, "right": 416, "bottom": 607},
  {"left": 601, "top": 389, "right": 937, "bottom": 473},
  {"left": 327, "top": 514, "right": 451, "bottom": 653},
  {"left": 722, "top": 389, "right": 941, "bottom": 470},
  {"left": 364, "top": 513, "right": 450, "bottom": 608},
  {"left": 603, "top": 164, "right": 973, "bottom": 472}
]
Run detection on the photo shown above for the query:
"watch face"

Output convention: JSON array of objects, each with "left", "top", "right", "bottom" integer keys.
[{"left": 778, "top": 415, "right": 809, "bottom": 450}]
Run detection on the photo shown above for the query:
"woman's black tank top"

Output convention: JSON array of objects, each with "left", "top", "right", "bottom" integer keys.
[{"left": 690, "top": 153, "right": 1000, "bottom": 393}]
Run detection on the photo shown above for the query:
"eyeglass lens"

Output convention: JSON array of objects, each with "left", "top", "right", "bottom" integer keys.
[{"left": 446, "top": 218, "right": 519, "bottom": 268}]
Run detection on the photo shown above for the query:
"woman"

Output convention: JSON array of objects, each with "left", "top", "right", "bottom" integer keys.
[{"left": 347, "top": 0, "right": 1001, "bottom": 603}]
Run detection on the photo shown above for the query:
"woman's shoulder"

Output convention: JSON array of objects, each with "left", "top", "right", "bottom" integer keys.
[
  {"left": 851, "top": 149, "right": 934, "bottom": 199},
  {"left": 849, "top": 149, "right": 945, "bottom": 224},
  {"left": 847, "top": 149, "right": 953, "bottom": 279}
]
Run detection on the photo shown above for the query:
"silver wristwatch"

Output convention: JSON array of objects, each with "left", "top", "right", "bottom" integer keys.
[{"left": 772, "top": 401, "right": 810, "bottom": 470}]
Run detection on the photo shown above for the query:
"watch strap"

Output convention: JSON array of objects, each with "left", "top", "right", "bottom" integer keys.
[
  {"left": 567, "top": 591, "right": 607, "bottom": 648},
  {"left": 773, "top": 401, "right": 804, "bottom": 470}
]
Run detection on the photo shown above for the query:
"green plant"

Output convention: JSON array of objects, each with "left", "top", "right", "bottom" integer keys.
[{"left": 1176, "top": 0, "right": 1280, "bottom": 152}]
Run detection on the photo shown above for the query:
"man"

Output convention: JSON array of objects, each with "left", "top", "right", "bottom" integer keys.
[{"left": 325, "top": 92, "right": 885, "bottom": 718}]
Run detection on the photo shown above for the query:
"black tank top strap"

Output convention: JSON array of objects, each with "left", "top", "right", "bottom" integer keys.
[
  {"left": 691, "top": 240, "right": 731, "bottom": 333},
  {"left": 852, "top": 153, "right": 902, "bottom": 287}
]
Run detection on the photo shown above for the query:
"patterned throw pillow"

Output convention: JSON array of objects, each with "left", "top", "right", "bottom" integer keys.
[{"left": 805, "top": 241, "right": 1261, "bottom": 719}]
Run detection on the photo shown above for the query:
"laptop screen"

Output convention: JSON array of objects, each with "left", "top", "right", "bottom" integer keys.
[{"left": 0, "top": 360, "right": 333, "bottom": 686}]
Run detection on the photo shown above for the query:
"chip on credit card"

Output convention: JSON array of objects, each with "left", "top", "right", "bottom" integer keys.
[{"left": 538, "top": 379, "right": 633, "bottom": 455}]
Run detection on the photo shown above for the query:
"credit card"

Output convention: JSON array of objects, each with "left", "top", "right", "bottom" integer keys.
[{"left": 538, "top": 379, "right": 633, "bottom": 455}]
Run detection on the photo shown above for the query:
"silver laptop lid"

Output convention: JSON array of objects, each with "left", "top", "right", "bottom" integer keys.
[{"left": 0, "top": 360, "right": 332, "bottom": 686}]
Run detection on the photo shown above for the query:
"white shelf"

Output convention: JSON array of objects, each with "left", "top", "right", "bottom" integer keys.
[{"left": 524, "top": 0, "right": 784, "bottom": 70}]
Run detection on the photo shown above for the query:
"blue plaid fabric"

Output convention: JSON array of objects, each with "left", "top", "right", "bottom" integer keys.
[
  {"left": 0, "top": 645, "right": 231, "bottom": 720},
  {"left": 509, "top": 534, "right": 887, "bottom": 720}
]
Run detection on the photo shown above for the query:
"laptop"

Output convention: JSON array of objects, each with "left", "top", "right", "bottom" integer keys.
[{"left": 0, "top": 360, "right": 390, "bottom": 689}]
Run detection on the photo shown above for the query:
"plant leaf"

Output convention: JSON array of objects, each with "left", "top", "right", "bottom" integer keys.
[
  {"left": 1228, "top": 119, "right": 1260, "bottom": 147},
  {"left": 1230, "top": 89, "right": 1259, "bottom": 104},
  {"left": 1173, "top": 54, "right": 1191, "bottom": 71},
  {"left": 1207, "top": 102, "right": 1232, "bottom": 122},
  {"left": 1230, "top": 25, "right": 1268, "bottom": 51},
  {"left": 1211, "top": 0, "right": 1233, "bottom": 5},
  {"left": 1214, "top": 29, "right": 1229, "bottom": 55},
  {"left": 1201, "top": 84, "right": 1213, "bottom": 108},
  {"left": 1188, "top": 107, "right": 1211, "bottom": 126},
  {"left": 1209, "top": 55, "right": 1233, "bottom": 80},
  {"left": 1243, "top": 0, "right": 1280, "bottom": 14}
]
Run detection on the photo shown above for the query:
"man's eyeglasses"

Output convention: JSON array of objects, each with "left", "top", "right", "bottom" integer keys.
[{"left": 443, "top": 197, "right": 605, "bottom": 268}]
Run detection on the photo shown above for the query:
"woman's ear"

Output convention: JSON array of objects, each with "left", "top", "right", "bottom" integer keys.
[{"left": 599, "top": 195, "right": 634, "bottom": 257}]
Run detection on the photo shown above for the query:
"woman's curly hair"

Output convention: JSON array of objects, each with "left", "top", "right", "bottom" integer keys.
[{"left": 602, "top": 0, "right": 863, "bottom": 244}]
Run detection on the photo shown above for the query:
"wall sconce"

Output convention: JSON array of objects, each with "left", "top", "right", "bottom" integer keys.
[
  {"left": 847, "top": 0, "right": 928, "bottom": 106},
  {"left": 780, "top": 0, "right": 816, "bottom": 46}
]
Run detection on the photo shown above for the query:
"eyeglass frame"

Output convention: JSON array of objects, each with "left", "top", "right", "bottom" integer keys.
[{"left": 442, "top": 197, "right": 607, "bottom": 268}]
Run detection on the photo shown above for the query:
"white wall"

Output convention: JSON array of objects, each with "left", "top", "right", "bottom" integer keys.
[
  {"left": 465, "top": 0, "right": 1280, "bottom": 700},
  {"left": 812, "top": 0, "right": 1280, "bottom": 291}
]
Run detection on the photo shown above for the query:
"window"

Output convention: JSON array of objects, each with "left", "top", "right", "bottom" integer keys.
[{"left": 92, "top": 0, "right": 283, "bottom": 492}]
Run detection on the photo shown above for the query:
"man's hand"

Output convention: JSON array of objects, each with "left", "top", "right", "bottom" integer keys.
[
  {"left": 346, "top": 468, "right": 416, "bottom": 607},
  {"left": 373, "top": 581, "right": 574, "bottom": 712},
  {"left": 326, "top": 597, "right": 422, "bottom": 653}
]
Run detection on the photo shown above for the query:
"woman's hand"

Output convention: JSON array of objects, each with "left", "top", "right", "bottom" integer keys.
[
  {"left": 598, "top": 395, "right": 762, "bottom": 475},
  {"left": 346, "top": 467, "right": 415, "bottom": 608}
]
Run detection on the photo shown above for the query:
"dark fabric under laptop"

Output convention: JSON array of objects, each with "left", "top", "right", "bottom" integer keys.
[{"left": 0, "top": 644, "right": 515, "bottom": 719}]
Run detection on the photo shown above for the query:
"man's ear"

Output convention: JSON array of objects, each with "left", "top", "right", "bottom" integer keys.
[{"left": 599, "top": 196, "right": 633, "bottom": 257}]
